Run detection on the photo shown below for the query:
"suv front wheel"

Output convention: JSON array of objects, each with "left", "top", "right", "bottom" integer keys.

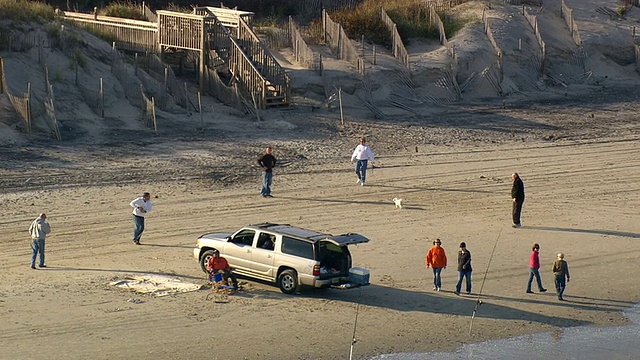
[
  {"left": 199, "top": 250, "right": 216, "bottom": 273},
  {"left": 278, "top": 269, "right": 299, "bottom": 294}
]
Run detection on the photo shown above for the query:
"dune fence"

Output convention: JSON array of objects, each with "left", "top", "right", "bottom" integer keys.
[
  {"left": 0, "top": 57, "right": 32, "bottom": 137},
  {"left": 380, "top": 7, "right": 409, "bottom": 69},
  {"left": 522, "top": 6, "right": 546, "bottom": 74},
  {"left": 560, "top": 0, "right": 582, "bottom": 47},
  {"left": 323, "top": 9, "right": 365, "bottom": 75},
  {"left": 289, "top": 16, "right": 321, "bottom": 72}
]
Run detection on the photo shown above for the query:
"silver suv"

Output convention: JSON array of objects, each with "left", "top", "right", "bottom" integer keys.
[{"left": 193, "top": 223, "right": 369, "bottom": 294}]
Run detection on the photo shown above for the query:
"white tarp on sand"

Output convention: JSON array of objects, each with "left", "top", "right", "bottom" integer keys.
[{"left": 110, "top": 274, "right": 201, "bottom": 297}]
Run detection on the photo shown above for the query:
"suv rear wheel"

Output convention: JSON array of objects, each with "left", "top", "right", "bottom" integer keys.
[
  {"left": 278, "top": 269, "right": 299, "bottom": 294},
  {"left": 200, "top": 250, "right": 216, "bottom": 273}
]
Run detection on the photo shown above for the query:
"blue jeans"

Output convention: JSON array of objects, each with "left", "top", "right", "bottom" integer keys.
[
  {"left": 527, "top": 267, "right": 545, "bottom": 292},
  {"left": 432, "top": 267, "right": 443, "bottom": 288},
  {"left": 355, "top": 160, "right": 368, "bottom": 183},
  {"left": 456, "top": 270, "right": 472, "bottom": 293},
  {"left": 133, "top": 215, "right": 145, "bottom": 243},
  {"left": 31, "top": 238, "right": 45, "bottom": 267},
  {"left": 261, "top": 171, "right": 273, "bottom": 196},
  {"left": 555, "top": 276, "right": 566, "bottom": 299}
]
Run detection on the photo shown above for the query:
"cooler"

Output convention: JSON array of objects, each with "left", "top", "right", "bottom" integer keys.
[{"left": 349, "top": 267, "right": 370, "bottom": 285}]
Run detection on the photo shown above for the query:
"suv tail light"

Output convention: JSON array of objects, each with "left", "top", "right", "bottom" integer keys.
[{"left": 313, "top": 265, "right": 320, "bottom": 276}]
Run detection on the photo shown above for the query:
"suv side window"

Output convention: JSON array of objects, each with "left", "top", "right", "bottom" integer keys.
[
  {"left": 257, "top": 232, "right": 276, "bottom": 251},
  {"left": 281, "top": 236, "right": 314, "bottom": 260},
  {"left": 230, "top": 229, "right": 256, "bottom": 246}
]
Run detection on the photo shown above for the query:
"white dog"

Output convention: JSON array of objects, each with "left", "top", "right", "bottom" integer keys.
[{"left": 392, "top": 198, "right": 403, "bottom": 209}]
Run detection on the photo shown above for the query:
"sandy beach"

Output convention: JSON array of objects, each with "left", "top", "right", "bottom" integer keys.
[{"left": 2, "top": 0, "right": 640, "bottom": 359}]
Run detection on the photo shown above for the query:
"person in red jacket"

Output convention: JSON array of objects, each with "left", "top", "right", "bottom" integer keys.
[
  {"left": 207, "top": 250, "right": 238, "bottom": 290},
  {"left": 526, "top": 243, "right": 547, "bottom": 293},
  {"left": 425, "top": 238, "right": 447, "bottom": 291}
]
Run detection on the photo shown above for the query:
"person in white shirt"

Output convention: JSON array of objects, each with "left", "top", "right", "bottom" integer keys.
[
  {"left": 130, "top": 192, "right": 152, "bottom": 245},
  {"left": 29, "top": 213, "right": 51, "bottom": 269},
  {"left": 350, "top": 137, "right": 375, "bottom": 186}
]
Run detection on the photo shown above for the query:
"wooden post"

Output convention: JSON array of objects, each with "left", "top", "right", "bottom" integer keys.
[
  {"left": 338, "top": 87, "right": 344, "bottom": 126},
  {"left": 319, "top": 54, "right": 323, "bottom": 76},
  {"left": 75, "top": 59, "right": 78, "bottom": 86},
  {"left": 634, "top": 26, "right": 636, "bottom": 38},
  {"left": 361, "top": 35, "right": 365, "bottom": 58},
  {"left": 0, "top": 57, "right": 4, "bottom": 94},
  {"left": 184, "top": 82, "right": 189, "bottom": 115},
  {"left": 26, "top": 83, "right": 32, "bottom": 137},
  {"left": 373, "top": 46, "right": 376, "bottom": 65},
  {"left": 135, "top": 53, "right": 138, "bottom": 75},
  {"left": 151, "top": 96, "right": 157, "bottom": 135},
  {"left": 199, "top": 19, "right": 206, "bottom": 92},
  {"left": 164, "top": 67, "right": 168, "bottom": 87},
  {"left": 518, "top": 38, "right": 522, "bottom": 51},
  {"left": 198, "top": 91, "right": 203, "bottom": 130},
  {"left": 99, "top": 78, "right": 104, "bottom": 118}
]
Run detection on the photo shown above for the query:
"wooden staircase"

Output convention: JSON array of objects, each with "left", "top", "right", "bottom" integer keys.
[{"left": 196, "top": 7, "right": 290, "bottom": 108}]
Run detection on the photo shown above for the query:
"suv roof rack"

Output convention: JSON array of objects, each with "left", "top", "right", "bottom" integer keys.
[{"left": 251, "top": 222, "right": 290, "bottom": 228}]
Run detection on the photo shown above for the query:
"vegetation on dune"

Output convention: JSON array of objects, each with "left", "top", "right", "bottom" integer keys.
[
  {"left": 100, "top": 1, "right": 145, "bottom": 20},
  {"left": 330, "top": 0, "right": 475, "bottom": 45},
  {"left": 0, "top": 0, "right": 54, "bottom": 22}
]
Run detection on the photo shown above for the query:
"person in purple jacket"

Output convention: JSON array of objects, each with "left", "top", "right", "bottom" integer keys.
[{"left": 526, "top": 243, "right": 547, "bottom": 293}]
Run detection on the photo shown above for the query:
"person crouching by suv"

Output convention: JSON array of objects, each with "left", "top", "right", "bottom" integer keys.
[{"left": 207, "top": 250, "right": 239, "bottom": 290}]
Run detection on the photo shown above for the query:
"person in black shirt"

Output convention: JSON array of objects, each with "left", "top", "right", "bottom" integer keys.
[
  {"left": 511, "top": 173, "right": 525, "bottom": 227},
  {"left": 257, "top": 147, "right": 277, "bottom": 197},
  {"left": 455, "top": 242, "right": 472, "bottom": 295}
]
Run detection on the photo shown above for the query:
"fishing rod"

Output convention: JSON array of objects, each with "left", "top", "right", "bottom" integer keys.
[
  {"left": 349, "top": 285, "right": 365, "bottom": 360},
  {"left": 468, "top": 227, "right": 502, "bottom": 336}
]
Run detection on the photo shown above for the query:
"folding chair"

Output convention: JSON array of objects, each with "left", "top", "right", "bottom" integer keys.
[{"left": 209, "top": 272, "right": 235, "bottom": 294}]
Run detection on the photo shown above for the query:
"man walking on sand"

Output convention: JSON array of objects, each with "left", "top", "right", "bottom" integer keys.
[
  {"left": 29, "top": 213, "right": 51, "bottom": 269},
  {"left": 351, "top": 136, "right": 375, "bottom": 186},
  {"left": 511, "top": 172, "right": 525, "bottom": 227},
  {"left": 526, "top": 243, "right": 547, "bottom": 294},
  {"left": 257, "top": 146, "right": 276, "bottom": 198},
  {"left": 130, "top": 192, "right": 152, "bottom": 245},
  {"left": 552, "top": 252, "right": 570, "bottom": 301},
  {"left": 425, "top": 238, "right": 447, "bottom": 291},
  {"left": 455, "top": 242, "right": 472, "bottom": 295}
]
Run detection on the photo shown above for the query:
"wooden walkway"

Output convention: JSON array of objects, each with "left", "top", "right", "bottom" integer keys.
[{"left": 61, "top": 7, "right": 289, "bottom": 108}]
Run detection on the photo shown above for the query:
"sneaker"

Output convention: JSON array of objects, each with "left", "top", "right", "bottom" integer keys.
[
  {"left": 361, "top": 182, "right": 365, "bottom": 186},
  {"left": 454, "top": 291, "right": 460, "bottom": 296},
  {"left": 539, "top": 288, "right": 547, "bottom": 293},
  {"left": 512, "top": 224, "right": 521, "bottom": 228},
  {"left": 437, "top": 287, "right": 441, "bottom": 292},
  {"left": 558, "top": 297, "right": 564, "bottom": 301},
  {"left": 261, "top": 194, "right": 267, "bottom": 198},
  {"left": 526, "top": 290, "right": 534, "bottom": 294},
  {"left": 466, "top": 292, "right": 471, "bottom": 295},
  {"left": 266, "top": 194, "right": 273, "bottom": 198},
  {"left": 31, "top": 265, "right": 36, "bottom": 269},
  {"left": 39, "top": 265, "right": 46, "bottom": 268},
  {"left": 133, "top": 241, "right": 140, "bottom": 245},
  {"left": 432, "top": 286, "right": 437, "bottom": 291},
  {"left": 356, "top": 179, "right": 361, "bottom": 184}
]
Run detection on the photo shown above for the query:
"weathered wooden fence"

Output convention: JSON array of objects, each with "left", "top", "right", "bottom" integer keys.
[
  {"left": 522, "top": 6, "right": 546, "bottom": 74},
  {"left": 62, "top": 11, "right": 157, "bottom": 53},
  {"left": 323, "top": 9, "right": 365, "bottom": 75},
  {"left": 43, "top": 66, "right": 61, "bottom": 140},
  {"left": 481, "top": 8, "right": 504, "bottom": 84},
  {"left": 140, "top": 85, "right": 157, "bottom": 134},
  {"left": 289, "top": 16, "right": 320, "bottom": 71},
  {"left": 381, "top": 7, "right": 409, "bottom": 69},
  {"left": 0, "top": 57, "right": 32, "bottom": 136},
  {"left": 635, "top": 45, "right": 640, "bottom": 73},
  {"left": 560, "top": 0, "right": 582, "bottom": 47},
  {"left": 204, "top": 67, "right": 245, "bottom": 113}
]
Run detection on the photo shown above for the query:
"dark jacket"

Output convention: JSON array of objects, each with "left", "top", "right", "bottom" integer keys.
[
  {"left": 552, "top": 259, "right": 570, "bottom": 279},
  {"left": 511, "top": 177, "right": 525, "bottom": 202},
  {"left": 257, "top": 154, "right": 276, "bottom": 173},
  {"left": 457, "top": 250, "right": 472, "bottom": 272}
]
